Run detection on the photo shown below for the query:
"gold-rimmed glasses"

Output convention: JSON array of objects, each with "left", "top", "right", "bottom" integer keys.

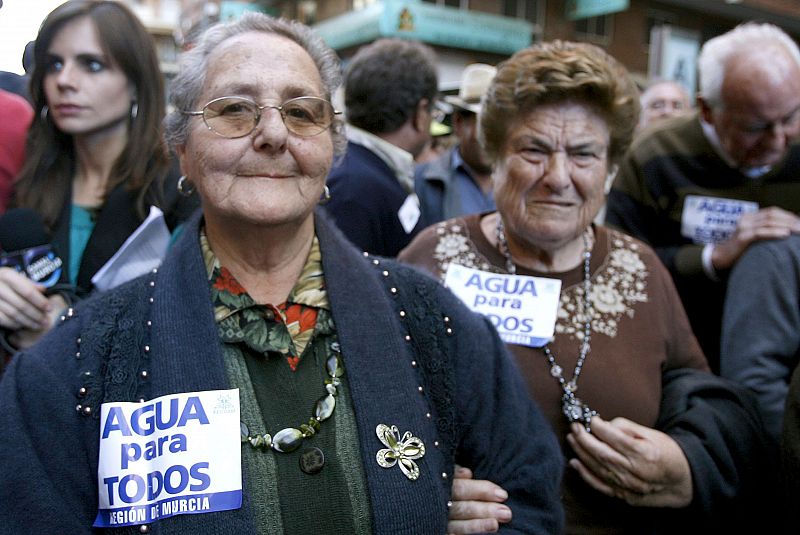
[{"left": 182, "top": 96, "right": 341, "bottom": 138}]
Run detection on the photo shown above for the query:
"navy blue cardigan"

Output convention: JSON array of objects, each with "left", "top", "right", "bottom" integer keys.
[{"left": 0, "top": 211, "right": 563, "bottom": 534}]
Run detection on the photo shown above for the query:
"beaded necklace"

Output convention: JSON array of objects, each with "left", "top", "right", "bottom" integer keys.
[
  {"left": 240, "top": 338, "right": 345, "bottom": 453},
  {"left": 495, "top": 217, "right": 598, "bottom": 432}
]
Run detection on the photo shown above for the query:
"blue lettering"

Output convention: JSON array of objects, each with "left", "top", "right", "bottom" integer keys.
[
  {"left": 104, "top": 476, "right": 119, "bottom": 506},
  {"left": 520, "top": 318, "right": 534, "bottom": 333},
  {"left": 468, "top": 275, "right": 538, "bottom": 297},
  {"left": 121, "top": 443, "right": 141, "bottom": 470},
  {"left": 189, "top": 462, "right": 211, "bottom": 491},
  {"left": 518, "top": 280, "right": 537, "bottom": 297},
  {"left": 130, "top": 405, "right": 155, "bottom": 436},
  {"left": 102, "top": 408, "right": 132, "bottom": 438},
  {"left": 147, "top": 470, "right": 163, "bottom": 501},
  {"left": 156, "top": 397, "right": 179, "bottom": 430},
  {"left": 177, "top": 397, "right": 209, "bottom": 427},
  {"left": 501, "top": 316, "right": 520, "bottom": 330},
  {"left": 168, "top": 433, "right": 187, "bottom": 454},
  {"left": 121, "top": 434, "right": 187, "bottom": 468},
  {"left": 465, "top": 273, "right": 483, "bottom": 290},
  {"left": 484, "top": 277, "right": 505, "bottom": 293},
  {"left": 119, "top": 474, "right": 145, "bottom": 504},
  {"left": 164, "top": 465, "right": 189, "bottom": 494}
]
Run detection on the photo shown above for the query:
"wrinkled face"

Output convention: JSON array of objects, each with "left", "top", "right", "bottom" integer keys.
[
  {"left": 709, "top": 50, "right": 800, "bottom": 168},
  {"left": 43, "top": 16, "right": 133, "bottom": 139},
  {"left": 177, "top": 32, "right": 334, "bottom": 230},
  {"left": 493, "top": 101, "right": 610, "bottom": 251},
  {"left": 640, "top": 82, "right": 690, "bottom": 128}
]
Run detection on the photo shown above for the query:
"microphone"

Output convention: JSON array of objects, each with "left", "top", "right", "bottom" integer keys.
[{"left": 0, "top": 208, "right": 63, "bottom": 288}]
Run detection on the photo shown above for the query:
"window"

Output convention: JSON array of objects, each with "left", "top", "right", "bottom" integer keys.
[
  {"left": 574, "top": 14, "right": 613, "bottom": 45},
  {"left": 504, "top": 0, "right": 544, "bottom": 26}
]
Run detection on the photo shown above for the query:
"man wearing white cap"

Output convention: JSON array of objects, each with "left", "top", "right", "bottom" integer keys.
[{"left": 415, "top": 63, "right": 497, "bottom": 225}]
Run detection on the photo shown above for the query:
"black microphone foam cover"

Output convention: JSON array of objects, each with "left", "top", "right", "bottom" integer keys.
[{"left": 0, "top": 208, "right": 50, "bottom": 253}]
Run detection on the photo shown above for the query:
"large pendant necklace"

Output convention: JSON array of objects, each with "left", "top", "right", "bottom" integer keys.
[
  {"left": 495, "top": 216, "right": 598, "bottom": 432},
  {"left": 240, "top": 338, "right": 345, "bottom": 453}
]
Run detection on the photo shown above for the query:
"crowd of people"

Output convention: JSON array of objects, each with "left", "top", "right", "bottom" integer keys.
[{"left": 1, "top": 1, "right": 800, "bottom": 533}]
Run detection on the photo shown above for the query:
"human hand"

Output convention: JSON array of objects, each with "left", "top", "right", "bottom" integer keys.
[
  {"left": 447, "top": 465, "right": 512, "bottom": 534},
  {"left": 0, "top": 267, "right": 51, "bottom": 330},
  {"left": 712, "top": 207, "right": 800, "bottom": 270},
  {"left": 566, "top": 416, "right": 693, "bottom": 508},
  {"left": 8, "top": 293, "right": 67, "bottom": 349}
]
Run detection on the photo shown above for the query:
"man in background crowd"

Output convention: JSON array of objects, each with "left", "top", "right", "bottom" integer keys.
[
  {"left": 606, "top": 22, "right": 800, "bottom": 370},
  {"left": 637, "top": 79, "right": 691, "bottom": 131},
  {"left": 415, "top": 63, "right": 496, "bottom": 225},
  {"left": 325, "top": 38, "right": 438, "bottom": 256}
]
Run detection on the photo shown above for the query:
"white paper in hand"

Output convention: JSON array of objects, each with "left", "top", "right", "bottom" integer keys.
[{"left": 91, "top": 206, "right": 171, "bottom": 291}]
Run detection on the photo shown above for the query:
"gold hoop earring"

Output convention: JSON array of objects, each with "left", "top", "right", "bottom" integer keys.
[
  {"left": 318, "top": 185, "right": 331, "bottom": 205},
  {"left": 177, "top": 175, "right": 195, "bottom": 197}
]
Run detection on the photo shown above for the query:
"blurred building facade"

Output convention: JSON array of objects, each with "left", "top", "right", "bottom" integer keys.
[{"left": 126, "top": 0, "right": 800, "bottom": 94}]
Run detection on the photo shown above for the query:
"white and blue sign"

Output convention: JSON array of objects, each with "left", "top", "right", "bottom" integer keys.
[
  {"left": 95, "top": 389, "right": 242, "bottom": 528},
  {"left": 681, "top": 195, "right": 758, "bottom": 245},
  {"left": 444, "top": 264, "right": 561, "bottom": 348}
]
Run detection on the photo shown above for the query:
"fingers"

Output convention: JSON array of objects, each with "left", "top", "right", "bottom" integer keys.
[
  {"left": 570, "top": 458, "right": 658, "bottom": 506},
  {"left": 448, "top": 470, "right": 512, "bottom": 534},
  {"left": 446, "top": 517, "right": 500, "bottom": 535},
  {"left": 451, "top": 477, "right": 508, "bottom": 503},
  {"left": 453, "top": 465, "right": 473, "bottom": 480},
  {"left": 715, "top": 207, "right": 800, "bottom": 270},
  {"left": 737, "top": 208, "right": 800, "bottom": 240},
  {"left": 448, "top": 500, "right": 512, "bottom": 522},
  {"left": 0, "top": 268, "right": 50, "bottom": 330},
  {"left": 567, "top": 421, "right": 660, "bottom": 496},
  {"left": 568, "top": 457, "right": 617, "bottom": 498}
]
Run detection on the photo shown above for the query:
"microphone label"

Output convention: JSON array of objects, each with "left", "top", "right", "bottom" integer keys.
[{"left": 0, "top": 245, "right": 62, "bottom": 287}]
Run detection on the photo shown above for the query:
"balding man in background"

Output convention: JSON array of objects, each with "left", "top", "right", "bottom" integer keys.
[
  {"left": 606, "top": 22, "right": 800, "bottom": 370},
  {"left": 637, "top": 79, "right": 691, "bottom": 132}
]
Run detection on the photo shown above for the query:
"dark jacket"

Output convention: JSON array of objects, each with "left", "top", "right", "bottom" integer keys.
[
  {"left": 51, "top": 161, "right": 199, "bottom": 296},
  {"left": 0, "top": 211, "right": 563, "bottom": 534},
  {"left": 325, "top": 142, "right": 423, "bottom": 257}
]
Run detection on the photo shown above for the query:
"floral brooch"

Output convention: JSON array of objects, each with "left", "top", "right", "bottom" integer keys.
[{"left": 375, "top": 424, "right": 425, "bottom": 480}]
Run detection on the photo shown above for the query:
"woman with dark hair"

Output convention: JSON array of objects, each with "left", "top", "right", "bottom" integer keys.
[{"left": 0, "top": 0, "right": 196, "bottom": 351}]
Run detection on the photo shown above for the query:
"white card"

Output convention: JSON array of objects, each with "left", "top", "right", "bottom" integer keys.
[
  {"left": 95, "top": 389, "right": 242, "bottom": 528},
  {"left": 398, "top": 194, "right": 421, "bottom": 234},
  {"left": 444, "top": 264, "right": 561, "bottom": 347},
  {"left": 681, "top": 195, "right": 758, "bottom": 244}
]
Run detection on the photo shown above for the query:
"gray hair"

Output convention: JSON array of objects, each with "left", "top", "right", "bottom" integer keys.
[
  {"left": 164, "top": 12, "right": 345, "bottom": 154},
  {"left": 698, "top": 22, "right": 800, "bottom": 109}
]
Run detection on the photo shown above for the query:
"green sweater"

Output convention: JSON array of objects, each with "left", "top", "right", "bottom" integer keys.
[{"left": 606, "top": 112, "right": 800, "bottom": 369}]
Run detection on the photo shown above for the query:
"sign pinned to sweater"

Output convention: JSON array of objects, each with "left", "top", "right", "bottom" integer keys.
[
  {"left": 94, "top": 389, "right": 242, "bottom": 528},
  {"left": 444, "top": 264, "right": 561, "bottom": 347}
]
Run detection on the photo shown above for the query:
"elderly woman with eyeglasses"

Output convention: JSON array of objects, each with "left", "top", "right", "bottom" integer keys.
[
  {"left": 0, "top": 13, "right": 563, "bottom": 534},
  {"left": 401, "top": 41, "right": 774, "bottom": 534}
]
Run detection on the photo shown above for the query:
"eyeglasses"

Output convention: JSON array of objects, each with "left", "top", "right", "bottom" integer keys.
[{"left": 182, "top": 96, "right": 341, "bottom": 138}]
